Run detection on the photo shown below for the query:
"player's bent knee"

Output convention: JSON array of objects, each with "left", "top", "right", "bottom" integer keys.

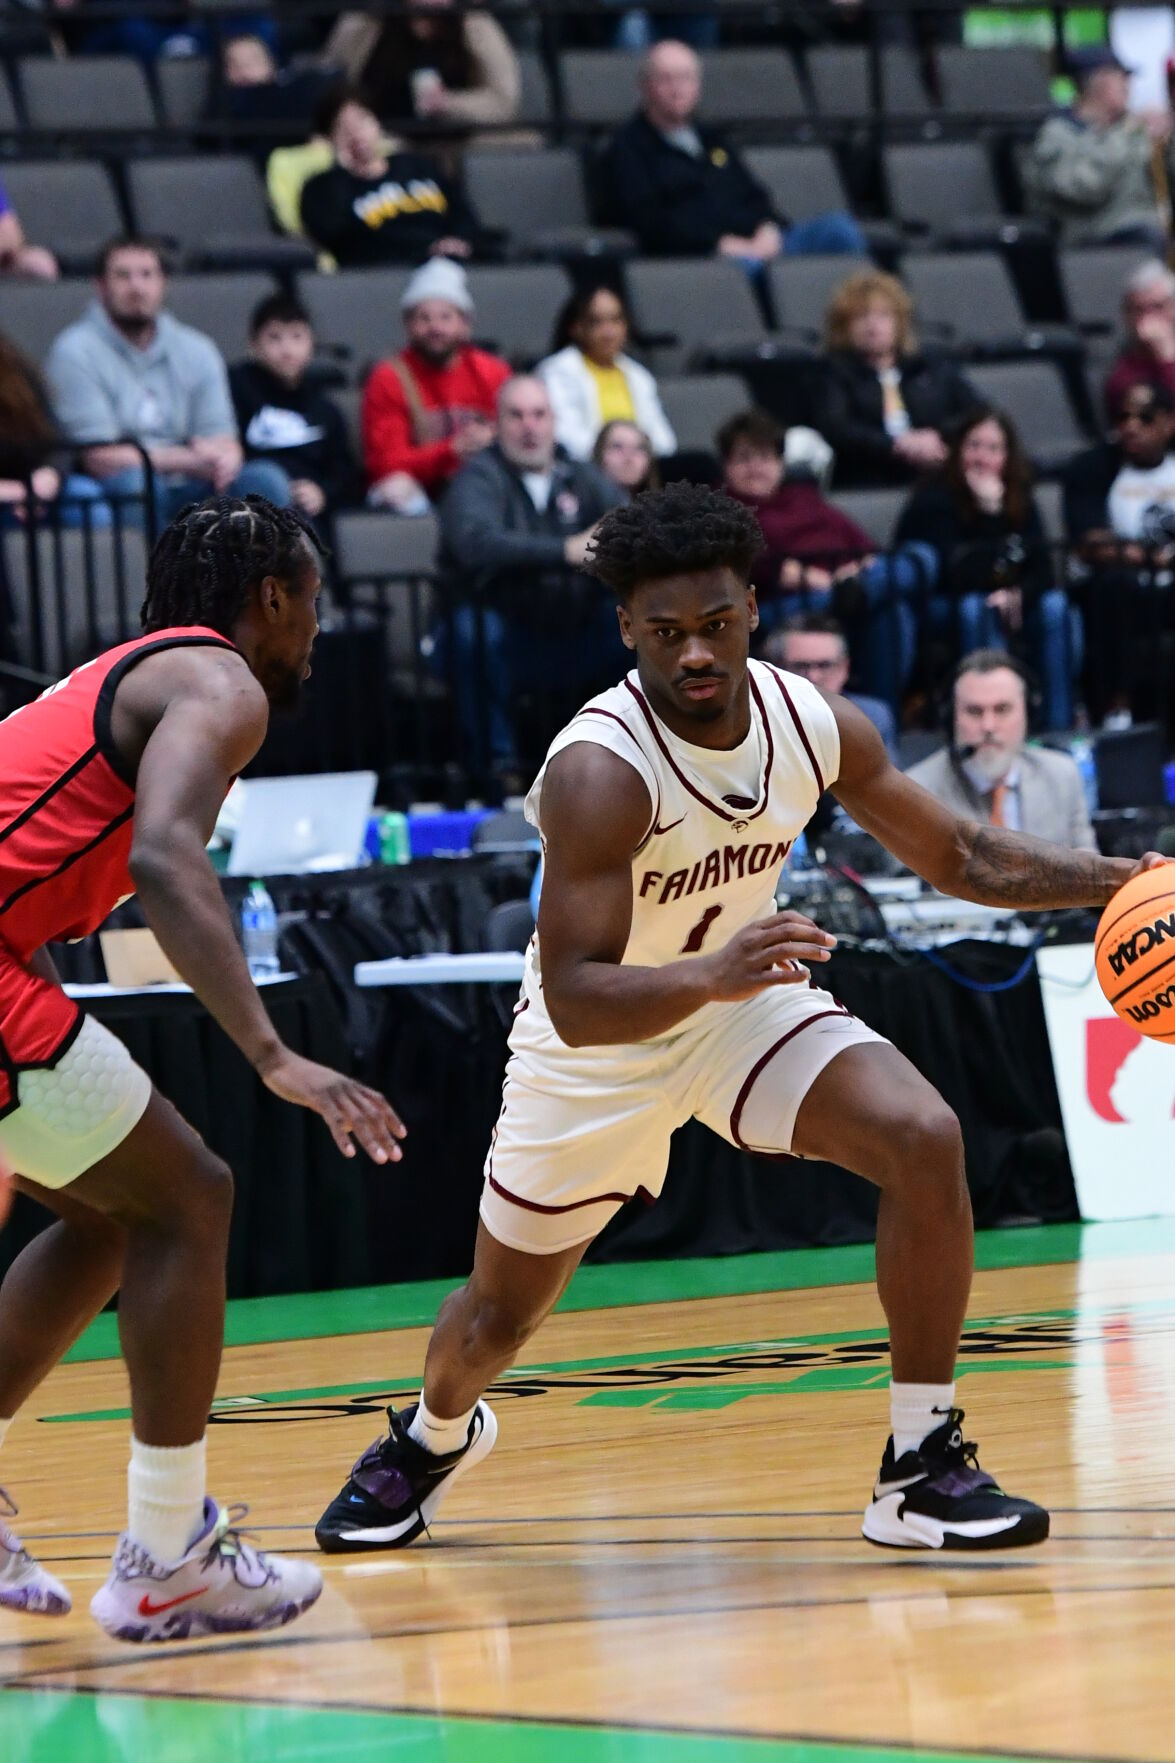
[{"left": 872, "top": 1102, "right": 964, "bottom": 1192}]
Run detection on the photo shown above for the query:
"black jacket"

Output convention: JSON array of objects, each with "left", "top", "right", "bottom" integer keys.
[
  {"left": 299, "top": 154, "right": 481, "bottom": 268},
  {"left": 229, "top": 362, "right": 357, "bottom": 507},
  {"left": 598, "top": 112, "right": 778, "bottom": 255},
  {"left": 1056, "top": 439, "right": 1175, "bottom": 547},
  {"left": 895, "top": 476, "right": 1054, "bottom": 599},
  {"left": 814, "top": 351, "right": 980, "bottom": 487},
  {"left": 439, "top": 443, "right": 623, "bottom": 618}
]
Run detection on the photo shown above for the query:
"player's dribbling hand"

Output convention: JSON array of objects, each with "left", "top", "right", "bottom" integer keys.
[
  {"left": 1128, "top": 852, "right": 1173, "bottom": 880},
  {"left": 257, "top": 1049, "right": 406, "bottom": 1164},
  {"left": 700, "top": 912, "right": 836, "bottom": 1002}
]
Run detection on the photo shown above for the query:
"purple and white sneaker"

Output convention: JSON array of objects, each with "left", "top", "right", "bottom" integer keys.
[
  {"left": 90, "top": 1498, "right": 322, "bottom": 1642},
  {"left": 863, "top": 1407, "right": 1049, "bottom": 1550},
  {"left": 0, "top": 1492, "right": 71, "bottom": 1615},
  {"left": 315, "top": 1400, "right": 497, "bottom": 1552}
]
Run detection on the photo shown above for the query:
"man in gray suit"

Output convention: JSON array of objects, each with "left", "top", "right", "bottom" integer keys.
[{"left": 908, "top": 650, "right": 1096, "bottom": 851}]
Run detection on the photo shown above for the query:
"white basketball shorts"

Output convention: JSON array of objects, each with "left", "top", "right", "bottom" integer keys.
[
  {"left": 0, "top": 1013, "right": 152, "bottom": 1189},
  {"left": 479, "top": 981, "right": 887, "bottom": 1254}
]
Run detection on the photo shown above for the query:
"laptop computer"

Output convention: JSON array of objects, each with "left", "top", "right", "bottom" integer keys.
[{"left": 226, "top": 771, "right": 378, "bottom": 877}]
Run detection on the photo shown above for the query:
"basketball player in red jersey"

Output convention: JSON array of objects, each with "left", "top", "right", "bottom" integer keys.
[
  {"left": 0, "top": 494, "right": 403, "bottom": 1639},
  {"left": 319, "top": 482, "right": 1164, "bottom": 1557}
]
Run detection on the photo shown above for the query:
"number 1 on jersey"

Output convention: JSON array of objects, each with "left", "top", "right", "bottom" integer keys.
[{"left": 680, "top": 904, "right": 724, "bottom": 954}]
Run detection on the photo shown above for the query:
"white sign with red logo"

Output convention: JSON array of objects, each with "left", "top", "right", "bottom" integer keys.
[{"left": 1037, "top": 944, "right": 1175, "bottom": 1220}]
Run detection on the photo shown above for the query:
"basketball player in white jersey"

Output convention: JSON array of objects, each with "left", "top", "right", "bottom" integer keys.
[{"left": 318, "top": 483, "right": 1163, "bottom": 1553}]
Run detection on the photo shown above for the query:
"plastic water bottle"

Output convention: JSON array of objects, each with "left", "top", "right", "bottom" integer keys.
[
  {"left": 1069, "top": 736, "right": 1098, "bottom": 818},
  {"left": 241, "top": 881, "right": 280, "bottom": 980}
]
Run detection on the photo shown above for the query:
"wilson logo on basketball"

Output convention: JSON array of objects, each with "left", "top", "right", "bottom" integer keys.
[
  {"left": 1124, "top": 980, "right": 1175, "bottom": 1026},
  {"left": 1105, "top": 910, "right": 1175, "bottom": 978}
]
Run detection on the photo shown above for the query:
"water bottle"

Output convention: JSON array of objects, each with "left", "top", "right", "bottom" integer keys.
[
  {"left": 1069, "top": 736, "right": 1098, "bottom": 818},
  {"left": 241, "top": 881, "right": 280, "bottom": 980}
]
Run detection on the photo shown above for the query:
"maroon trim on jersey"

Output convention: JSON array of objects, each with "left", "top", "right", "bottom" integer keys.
[
  {"left": 0, "top": 745, "right": 102, "bottom": 846},
  {"left": 0, "top": 1005, "right": 86, "bottom": 1122},
  {"left": 486, "top": 1170, "right": 634, "bottom": 1215},
  {"left": 0, "top": 804, "right": 135, "bottom": 919},
  {"left": 578, "top": 706, "right": 659, "bottom": 848},
  {"left": 764, "top": 664, "right": 825, "bottom": 796},
  {"left": 623, "top": 676, "right": 774, "bottom": 826},
  {"left": 94, "top": 634, "right": 244, "bottom": 788},
  {"left": 728, "top": 1005, "right": 848, "bottom": 1155}
]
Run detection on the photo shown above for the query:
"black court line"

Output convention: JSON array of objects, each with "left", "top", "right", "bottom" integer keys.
[
  {"left": 0, "top": 1674, "right": 1161, "bottom": 1763},
  {"left": 7, "top": 1575, "right": 1175, "bottom": 1681}
]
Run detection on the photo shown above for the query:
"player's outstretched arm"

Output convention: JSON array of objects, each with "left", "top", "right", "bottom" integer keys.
[
  {"left": 129, "top": 668, "right": 404, "bottom": 1164},
  {"left": 539, "top": 745, "right": 835, "bottom": 1048},
  {"left": 829, "top": 696, "right": 1164, "bottom": 909}
]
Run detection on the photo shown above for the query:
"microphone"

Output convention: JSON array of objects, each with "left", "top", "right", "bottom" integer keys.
[{"left": 951, "top": 741, "right": 981, "bottom": 762}]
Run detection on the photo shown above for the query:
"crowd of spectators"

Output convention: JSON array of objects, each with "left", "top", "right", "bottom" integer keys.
[{"left": 8, "top": 18, "right": 1175, "bottom": 812}]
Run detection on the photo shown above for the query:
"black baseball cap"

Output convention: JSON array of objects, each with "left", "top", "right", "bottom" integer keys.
[{"left": 1069, "top": 45, "right": 1134, "bottom": 84}]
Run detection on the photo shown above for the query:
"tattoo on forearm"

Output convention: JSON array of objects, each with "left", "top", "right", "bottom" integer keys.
[{"left": 962, "top": 826, "right": 1121, "bottom": 909}]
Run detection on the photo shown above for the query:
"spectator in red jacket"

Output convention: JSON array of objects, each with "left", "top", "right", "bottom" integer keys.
[
  {"left": 362, "top": 257, "right": 511, "bottom": 511},
  {"left": 1103, "top": 259, "right": 1175, "bottom": 423}
]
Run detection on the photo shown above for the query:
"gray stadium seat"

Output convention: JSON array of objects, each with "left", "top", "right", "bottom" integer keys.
[
  {"left": 806, "top": 46, "right": 871, "bottom": 119},
  {"left": 517, "top": 50, "right": 553, "bottom": 126},
  {"left": 830, "top": 488, "right": 907, "bottom": 547},
  {"left": 166, "top": 272, "right": 278, "bottom": 361},
  {"left": 743, "top": 146, "right": 852, "bottom": 224},
  {"left": 903, "top": 252, "right": 1028, "bottom": 351},
  {"left": 18, "top": 55, "right": 157, "bottom": 132},
  {"left": 966, "top": 360, "right": 1086, "bottom": 470},
  {"left": 936, "top": 45, "right": 1051, "bottom": 119},
  {"left": 884, "top": 142, "right": 1005, "bottom": 241},
  {"left": 332, "top": 510, "right": 439, "bottom": 685},
  {"left": 127, "top": 157, "right": 314, "bottom": 271},
  {"left": 466, "top": 264, "right": 572, "bottom": 364},
  {"left": 560, "top": 51, "right": 639, "bottom": 126},
  {"left": 3, "top": 527, "right": 147, "bottom": 678},
  {"left": 1059, "top": 246, "right": 1152, "bottom": 337},
  {"left": 879, "top": 47, "right": 935, "bottom": 118},
  {"left": 766, "top": 255, "right": 869, "bottom": 344},
  {"left": 626, "top": 258, "right": 765, "bottom": 371},
  {"left": 0, "top": 162, "right": 124, "bottom": 273},
  {"left": 657, "top": 374, "right": 749, "bottom": 452},
  {"left": 156, "top": 57, "right": 212, "bottom": 128},
  {"left": 0, "top": 69, "right": 19, "bottom": 132},
  {"left": 0, "top": 280, "right": 91, "bottom": 368},
  {"left": 296, "top": 269, "right": 413, "bottom": 379},
  {"left": 464, "top": 148, "right": 634, "bottom": 258},
  {"left": 331, "top": 386, "right": 363, "bottom": 463},
  {"left": 698, "top": 49, "right": 808, "bottom": 124}
]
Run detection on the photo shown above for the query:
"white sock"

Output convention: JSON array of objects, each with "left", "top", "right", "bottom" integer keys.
[
  {"left": 127, "top": 1436, "right": 207, "bottom": 1565},
  {"left": 408, "top": 1394, "right": 476, "bottom": 1456},
  {"left": 890, "top": 1382, "right": 956, "bottom": 1458},
  {"left": 0, "top": 1417, "right": 11, "bottom": 1453}
]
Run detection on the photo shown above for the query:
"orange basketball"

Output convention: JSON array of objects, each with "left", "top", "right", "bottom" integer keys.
[{"left": 1095, "top": 868, "right": 1175, "bottom": 1041}]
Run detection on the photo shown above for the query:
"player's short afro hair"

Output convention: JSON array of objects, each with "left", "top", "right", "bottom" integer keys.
[{"left": 586, "top": 481, "right": 763, "bottom": 600}]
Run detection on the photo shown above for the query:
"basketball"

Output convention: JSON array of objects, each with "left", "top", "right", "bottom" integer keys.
[{"left": 1095, "top": 867, "right": 1175, "bottom": 1040}]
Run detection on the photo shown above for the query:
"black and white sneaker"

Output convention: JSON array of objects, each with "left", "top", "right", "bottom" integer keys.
[
  {"left": 862, "top": 1407, "right": 1049, "bottom": 1551},
  {"left": 315, "top": 1401, "right": 497, "bottom": 1553}
]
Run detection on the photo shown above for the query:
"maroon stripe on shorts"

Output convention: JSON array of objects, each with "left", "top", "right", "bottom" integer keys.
[{"left": 728, "top": 1008, "right": 848, "bottom": 1153}]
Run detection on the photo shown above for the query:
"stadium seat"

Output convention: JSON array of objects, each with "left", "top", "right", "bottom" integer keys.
[
  {"left": 332, "top": 510, "right": 439, "bottom": 687},
  {"left": 1059, "top": 246, "right": 1151, "bottom": 338},
  {"left": 156, "top": 58, "right": 212, "bottom": 129},
  {"left": 0, "top": 69, "right": 20, "bottom": 132},
  {"left": 625, "top": 258, "right": 766, "bottom": 371},
  {"left": 516, "top": 50, "right": 553, "bottom": 126},
  {"left": 466, "top": 264, "right": 572, "bottom": 364},
  {"left": 830, "top": 488, "right": 907, "bottom": 547},
  {"left": 166, "top": 272, "right": 278, "bottom": 362},
  {"left": 3, "top": 527, "right": 148, "bottom": 679},
  {"left": 331, "top": 386, "right": 363, "bottom": 464},
  {"left": 0, "top": 280, "right": 92, "bottom": 368},
  {"left": 18, "top": 56, "right": 157, "bottom": 132},
  {"left": 657, "top": 374, "right": 749, "bottom": 452},
  {"left": 743, "top": 146, "right": 853, "bottom": 224},
  {"left": 464, "top": 148, "right": 635, "bottom": 259},
  {"left": 296, "top": 269, "right": 414, "bottom": 380},
  {"left": 766, "top": 255, "right": 869, "bottom": 344},
  {"left": 698, "top": 49, "right": 808, "bottom": 124},
  {"left": 879, "top": 47, "right": 936, "bottom": 119},
  {"left": 127, "top": 157, "right": 315, "bottom": 271},
  {"left": 884, "top": 142, "right": 1009, "bottom": 244},
  {"left": 560, "top": 51, "right": 640, "bottom": 127},
  {"left": 805, "top": 46, "right": 872, "bottom": 119},
  {"left": 0, "top": 162, "right": 124, "bottom": 274},
  {"left": 965, "top": 360, "right": 1087, "bottom": 470},
  {"left": 935, "top": 46, "right": 1051, "bottom": 120},
  {"left": 902, "top": 251, "right": 1032, "bottom": 352},
  {"left": 1034, "top": 478, "right": 1065, "bottom": 545}
]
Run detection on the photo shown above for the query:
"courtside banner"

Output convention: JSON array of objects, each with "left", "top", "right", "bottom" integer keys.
[{"left": 1037, "top": 943, "right": 1175, "bottom": 1221}]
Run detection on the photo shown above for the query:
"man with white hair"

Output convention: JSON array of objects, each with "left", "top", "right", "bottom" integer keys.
[
  {"left": 1104, "top": 258, "right": 1175, "bottom": 421},
  {"left": 363, "top": 257, "right": 511, "bottom": 512}
]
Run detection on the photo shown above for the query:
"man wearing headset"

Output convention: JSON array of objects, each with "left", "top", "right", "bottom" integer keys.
[{"left": 906, "top": 650, "right": 1096, "bottom": 850}]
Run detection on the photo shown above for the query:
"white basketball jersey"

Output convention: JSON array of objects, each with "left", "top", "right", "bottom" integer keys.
[{"left": 521, "top": 659, "right": 840, "bottom": 1042}]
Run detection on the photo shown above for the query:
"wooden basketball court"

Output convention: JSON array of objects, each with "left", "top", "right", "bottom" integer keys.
[{"left": 1, "top": 1219, "right": 1173, "bottom": 1761}]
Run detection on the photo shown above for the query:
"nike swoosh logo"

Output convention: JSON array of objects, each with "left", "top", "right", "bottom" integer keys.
[
  {"left": 137, "top": 1587, "right": 205, "bottom": 1617},
  {"left": 653, "top": 815, "right": 686, "bottom": 836},
  {"left": 873, "top": 1475, "right": 926, "bottom": 1499}
]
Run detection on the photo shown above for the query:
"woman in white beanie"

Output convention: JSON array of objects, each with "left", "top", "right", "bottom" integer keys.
[{"left": 537, "top": 284, "right": 676, "bottom": 463}]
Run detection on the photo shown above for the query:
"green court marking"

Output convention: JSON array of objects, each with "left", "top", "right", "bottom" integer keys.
[
  {"left": 0, "top": 1690, "right": 1097, "bottom": 1763},
  {"left": 59, "top": 1216, "right": 1175, "bottom": 1368}
]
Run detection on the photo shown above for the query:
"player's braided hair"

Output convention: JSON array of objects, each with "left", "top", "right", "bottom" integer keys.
[
  {"left": 140, "top": 495, "right": 324, "bottom": 635},
  {"left": 586, "top": 481, "right": 763, "bottom": 600}
]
